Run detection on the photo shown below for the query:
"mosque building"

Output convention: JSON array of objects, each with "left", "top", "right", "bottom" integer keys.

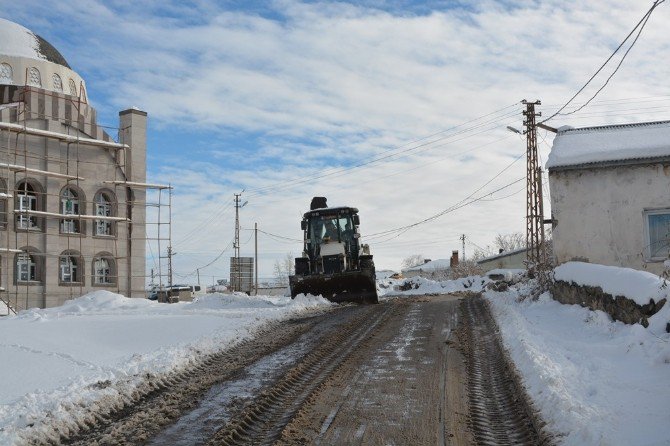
[{"left": 0, "top": 17, "right": 149, "bottom": 311}]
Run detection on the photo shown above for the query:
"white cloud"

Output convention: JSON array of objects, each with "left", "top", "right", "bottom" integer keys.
[{"left": 3, "top": 0, "right": 670, "bottom": 278}]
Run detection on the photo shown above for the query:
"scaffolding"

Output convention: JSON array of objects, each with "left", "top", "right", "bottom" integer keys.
[
  {"left": 105, "top": 180, "right": 173, "bottom": 295},
  {"left": 0, "top": 85, "right": 169, "bottom": 314}
]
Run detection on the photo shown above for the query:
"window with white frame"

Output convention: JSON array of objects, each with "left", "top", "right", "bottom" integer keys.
[
  {"left": 17, "top": 253, "right": 37, "bottom": 282},
  {"left": 59, "top": 254, "right": 80, "bottom": 283},
  {"left": 94, "top": 257, "right": 113, "bottom": 284},
  {"left": 61, "top": 188, "right": 80, "bottom": 233},
  {"left": 16, "top": 182, "right": 38, "bottom": 230},
  {"left": 94, "top": 192, "right": 113, "bottom": 236},
  {"left": 645, "top": 210, "right": 670, "bottom": 259}
]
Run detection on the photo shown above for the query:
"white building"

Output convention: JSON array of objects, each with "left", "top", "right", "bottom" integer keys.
[
  {"left": 402, "top": 258, "right": 451, "bottom": 279},
  {"left": 547, "top": 120, "right": 670, "bottom": 275},
  {"left": 0, "top": 18, "right": 149, "bottom": 311},
  {"left": 476, "top": 247, "right": 528, "bottom": 271}
]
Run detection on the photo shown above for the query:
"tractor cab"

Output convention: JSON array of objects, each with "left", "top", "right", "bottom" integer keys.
[{"left": 290, "top": 197, "right": 378, "bottom": 303}]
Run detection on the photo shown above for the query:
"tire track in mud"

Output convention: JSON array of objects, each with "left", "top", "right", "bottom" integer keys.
[
  {"left": 458, "top": 296, "right": 553, "bottom": 446},
  {"left": 207, "top": 303, "right": 395, "bottom": 446},
  {"left": 45, "top": 311, "right": 332, "bottom": 446}
]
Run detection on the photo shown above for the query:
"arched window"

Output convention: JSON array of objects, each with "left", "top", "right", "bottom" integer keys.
[
  {"left": 15, "top": 247, "right": 44, "bottom": 284},
  {"left": 68, "top": 78, "right": 77, "bottom": 96},
  {"left": 60, "top": 187, "right": 81, "bottom": 234},
  {"left": 27, "top": 67, "right": 41, "bottom": 87},
  {"left": 17, "top": 252, "right": 36, "bottom": 282},
  {"left": 93, "top": 254, "right": 116, "bottom": 285},
  {"left": 16, "top": 180, "right": 42, "bottom": 230},
  {"left": 59, "top": 250, "right": 82, "bottom": 284},
  {"left": 52, "top": 73, "right": 63, "bottom": 92},
  {"left": 0, "top": 63, "right": 12, "bottom": 84},
  {"left": 94, "top": 190, "right": 115, "bottom": 236}
]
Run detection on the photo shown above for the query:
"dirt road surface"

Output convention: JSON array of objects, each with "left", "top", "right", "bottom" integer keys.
[{"left": 59, "top": 295, "right": 550, "bottom": 446}]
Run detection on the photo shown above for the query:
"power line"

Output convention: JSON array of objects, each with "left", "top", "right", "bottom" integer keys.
[
  {"left": 364, "top": 150, "right": 526, "bottom": 241},
  {"left": 541, "top": 0, "right": 666, "bottom": 124},
  {"left": 243, "top": 227, "right": 302, "bottom": 243},
  {"left": 244, "top": 105, "right": 521, "bottom": 198},
  {"left": 364, "top": 175, "right": 526, "bottom": 241}
]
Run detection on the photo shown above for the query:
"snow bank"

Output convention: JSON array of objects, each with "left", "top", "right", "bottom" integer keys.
[
  {"left": 379, "top": 275, "right": 489, "bottom": 298},
  {"left": 486, "top": 285, "right": 670, "bottom": 445},
  {"left": 0, "top": 291, "right": 334, "bottom": 444},
  {"left": 554, "top": 261, "right": 668, "bottom": 306},
  {"left": 485, "top": 268, "right": 525, "bottom": 281}
]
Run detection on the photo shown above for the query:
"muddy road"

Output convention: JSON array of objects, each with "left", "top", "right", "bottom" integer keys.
[{"left": 60, "top": 295, "right": 551, "bottom": 445}]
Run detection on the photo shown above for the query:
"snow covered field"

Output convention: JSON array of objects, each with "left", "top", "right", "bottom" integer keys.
[
  {"left": 1, "top": 264, "right": 669, "bottom": 445},
  {"left": 0, "top": 291, "right": 333, "bottom": 444}
]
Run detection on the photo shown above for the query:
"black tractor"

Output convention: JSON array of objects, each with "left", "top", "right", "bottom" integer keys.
[{"left": 289, "top": 197, "right": 378, "bottom": 304}]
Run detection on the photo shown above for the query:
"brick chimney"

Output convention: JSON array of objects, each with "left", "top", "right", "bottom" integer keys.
[{"left": 450, "top": 250, "right": 459, "bottom": 268}]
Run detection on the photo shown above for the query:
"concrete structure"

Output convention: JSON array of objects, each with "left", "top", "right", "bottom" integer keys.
[
  {"left": 547, "top": 121, "right": 670, "bottom": 275},
  {"left": 0, "top": 18, "right": 147, "bottom": 311},
  {"left": 477, "top": 247, "right": 528, "bottom": 271}
]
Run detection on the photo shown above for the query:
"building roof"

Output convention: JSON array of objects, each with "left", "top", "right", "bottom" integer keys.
[
  {"left": 0, "top": 18, "right": 71, "bottom": 68},
  {"left": 546, "top": 120, "right": 670, "bottom": 170},
  {"left": 476, "top": 246, "right": 527, "bottom": 264},
  {"left": 403, "top": 258, "right": 451, "bottom": 272}
]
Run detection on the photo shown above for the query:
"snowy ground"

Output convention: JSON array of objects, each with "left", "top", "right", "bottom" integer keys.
[
  {"left": 387, "top": 267, "right": 670, "bottom": 445},
  {"left": 2, "top": 264, "right": 669, "bottom": 445},
  {"left": 0, "top": 291, "right": 333, "bottom": 445}
]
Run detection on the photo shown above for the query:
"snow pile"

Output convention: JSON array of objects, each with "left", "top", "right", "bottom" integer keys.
[
  {"left": 486, "top": 282, "right": 670, "bottom": 445},
  {"left": 554, "top": 261, "right": 668, "bottom": 306},
  {"left": 547, "top": 121, "right": 670, "bottom": 169},
  {"left": 379, "top": 275, "right": 489, "bottom": 298},
  {"left": 485, "top": 268, "right": 525, "bottom": 281},
  {"left": 0, "top": 291, "right": 334, "bottom": 444}
]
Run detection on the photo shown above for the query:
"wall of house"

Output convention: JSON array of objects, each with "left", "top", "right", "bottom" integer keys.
[
  {"left": 549, "top": 162, "right": 670, "bottom": 276},
  {"left": 477, "top": 250, "right": 527, "bottom": 271}
]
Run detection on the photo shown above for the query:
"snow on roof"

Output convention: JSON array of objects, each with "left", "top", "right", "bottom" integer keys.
[
  {"left": 476, "top": 246, "right": 527, "bottom": 264},
  {"left": 0, "top": 18, "right": 70, "bottom": 67},
  {"left": 404, "top": 258, "right": 451, "bottom": 271},
  {"left": 546, "top": 120, "right": 670, "bottom": 169}
]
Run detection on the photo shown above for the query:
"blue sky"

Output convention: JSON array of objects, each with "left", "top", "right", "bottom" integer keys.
[{"left": 1, "top": 0, "right": 669, "bottom": 284}]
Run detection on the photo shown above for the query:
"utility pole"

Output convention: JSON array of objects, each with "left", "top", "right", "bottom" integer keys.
[
  {"left": 254, "top": 222, "right": 258, "bottom": 295},
  {"left": 233, "top": 193, "right": 241, "bottom": 292},
  {"left": 196, "top": 268, "right": 200, "bottom": 287},
  {"left": 522, "top": 99, "right": 546, "bottom": 269},
  {"left": 167, "top": 246, "right": 174, "bottom": 288},
  {"left": 460, "top": 234, "right": 466, "bottom": 262}
]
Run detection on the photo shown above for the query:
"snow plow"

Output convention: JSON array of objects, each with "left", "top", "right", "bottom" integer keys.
[{"left": 289, "top": 197, "right": 378, "bottom": 304}]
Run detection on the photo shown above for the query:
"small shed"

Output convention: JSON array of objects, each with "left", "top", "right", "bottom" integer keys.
[
  {"left": 547, "top": 120, "right": 670, "bottom": 275},
  {"left": 477, "top": 247, "right": 528, "bottom": 271},
  {"left": 402, "top": 258, "right": 451, "bottom": 280}
]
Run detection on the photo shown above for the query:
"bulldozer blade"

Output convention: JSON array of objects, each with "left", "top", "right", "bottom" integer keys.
[{"left": 290, "top": 272, "right": 379, "bottom": 304}]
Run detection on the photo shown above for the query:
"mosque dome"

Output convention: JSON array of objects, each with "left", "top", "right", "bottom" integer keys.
[
  {"left": 0, "top": 18, "right": 71, "bottom": 68},
  {"left": 0, "top": 17, "right": 86, "bottom": 98}
]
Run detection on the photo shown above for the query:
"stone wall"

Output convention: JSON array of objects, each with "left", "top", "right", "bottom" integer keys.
[{"left": 551, "top": 280, "right": 666, "bottom": 328}]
